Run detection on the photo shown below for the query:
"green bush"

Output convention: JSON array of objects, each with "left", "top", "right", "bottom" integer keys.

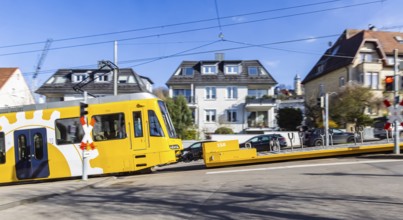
[
  {"left": 214, "top": 127, "right": 234, "bottom": 134},
  {"left": 183, "top": 129, "right": 198, "bottom": 140}
]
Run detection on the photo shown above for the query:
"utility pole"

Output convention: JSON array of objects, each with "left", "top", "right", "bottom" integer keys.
[
  {"left": 113, "top": 41, "right": 118, "bottom": 96},
  {"left": 325, "top": 93, "right": 329, "bottom": 147},
  {"left": 393, "top": 49, "right": 400, "bottom": 154}
]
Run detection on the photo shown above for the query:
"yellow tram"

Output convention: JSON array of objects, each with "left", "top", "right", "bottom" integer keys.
[{"left": 0, "top": 92, "right": 182, "bottom": 184}]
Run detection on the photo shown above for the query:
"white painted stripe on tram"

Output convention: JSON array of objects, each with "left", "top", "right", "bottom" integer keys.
[{"left": 206, "top": 159, "right": 403, "bottom": 175}]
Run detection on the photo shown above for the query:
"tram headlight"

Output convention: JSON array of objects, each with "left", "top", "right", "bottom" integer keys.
[{"left": 169, "top": 144, "right": 180, "bottom": 150}]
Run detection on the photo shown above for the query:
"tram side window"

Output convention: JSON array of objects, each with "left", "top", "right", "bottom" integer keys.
[
  {"left": 133, "top": 111, "right": 143, "bottom": 137},
  {"left": 92, "top": 113, "right": 126, "bottom": 141},
  {"left": 55, "top": 118, "right": 84, "bottom": 145},
  {"left": 148, "top": 110, "right": 164, "bottom": 137},
  {"left": 0, "top": 132, "right": 5, "bottom": 164}
]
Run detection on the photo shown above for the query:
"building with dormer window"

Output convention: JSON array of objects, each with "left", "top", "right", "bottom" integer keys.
[
  {"left": 166, "top": 54, "right": 278, "bottom": 138},
  {"left": 36, "top": 68, "right": 150, "bottom": 102},
  {"left": 302, "top": 28, "right": 403, "bottom": 117}
]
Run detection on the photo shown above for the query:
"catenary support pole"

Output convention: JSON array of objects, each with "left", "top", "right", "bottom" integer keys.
[
  {"left": 325, "top": 93, "right": 329, "bottom": 148},
  {"left": 394, "top": 49, "right": 400, "bottom": 154},
  {"left": 114, "top": 41, "right": 118, "bottom": 96},
  {"left": 82, "top": 91, "right": 89, "bottom": 180}
]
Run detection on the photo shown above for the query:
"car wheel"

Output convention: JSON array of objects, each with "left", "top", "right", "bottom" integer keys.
[
  {"left": 271, "top": 144, "right": 280, "bottom": 152},
  {"left": 313, "top": 139, "right": 323, "bottom": 146},
  {"left": 347, "top": 137, "right": 355, "bottom": 143}
]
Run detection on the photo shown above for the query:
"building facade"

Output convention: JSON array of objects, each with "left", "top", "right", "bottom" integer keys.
[
  {"left": 302, "top": 28, "right": 403, "bottom": 117},
  {"left": 166, "top": 56, "right": 278, "bottom": 138},
  {"left": 0, "top": 68, "right": 35, "bottom": 107}
]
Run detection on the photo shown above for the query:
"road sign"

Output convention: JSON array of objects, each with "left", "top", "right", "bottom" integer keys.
[{"left": 383, "top": 99, "right": 403, "bottom": 129}]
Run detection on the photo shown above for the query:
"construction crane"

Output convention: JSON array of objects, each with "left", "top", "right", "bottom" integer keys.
[{"left": 32, "top": 38, "right": 53, "bottom": 103}]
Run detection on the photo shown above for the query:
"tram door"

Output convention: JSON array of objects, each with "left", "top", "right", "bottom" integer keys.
[
  {"left": 132, "top": 111, "right": 147, "bottom": 150},
  {"left": 14, "top": 128, "right": 50, "bottom": 180}
]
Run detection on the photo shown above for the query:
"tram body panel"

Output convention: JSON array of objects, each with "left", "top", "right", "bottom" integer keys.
[{"left": 0, "top": 94, "right": 182, "bottom": 184}]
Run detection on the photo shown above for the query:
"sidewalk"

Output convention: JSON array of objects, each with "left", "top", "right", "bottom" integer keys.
[{"left": 0, "top": 177, "right": 114, "bottom": 211}]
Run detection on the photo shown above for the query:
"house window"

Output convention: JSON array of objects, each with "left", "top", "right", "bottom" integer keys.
[
  {"left": 247, "top": 111, "right": 268, "bottom": 127},
  {"left": 360, "top": 53, "right": 373, "bottom": 62},
  {"left": 205, "top": 87, "right": 216, "bottom": 100},
  {"left": 118, "top": 76, "right": 128, "bottom": 83},
  {"left": 339, "top": 77, "right": 345, "bottom": 87},
  {"left": 364, "top": 72, "right": 379, "bottom": 89},
  {"left": 205, "top": 109, "right": 216, "bottom": 122},
  {"left": 173, "top": 89, "right": 192, "bottom": 102},
  {"left": 73, "top": 73, "right": 89, "bottom": 83},
  {"left": 227, "top": 87, "right": 238, "bottom": 99},
  {"left": 248, "top": 89, "right": 267, "bottom": 98},
  {"left": 225, "top": 65, "right": 240, "bottom": 74},
  {"left": 202, "top": 65, "right": 217, "bottom": 74},
  {"left": 95, "top": 73, "right": 111, "bottom": 82},
  {"left": 248, "top": 67, "right": 259, "bottom": 76},
  {"left": 182, "top": 67, "right": 194, "bottom": 76},
  {"left": 317, "top": 64, "right": 324, "bottom": 73},
  {"left": 227, "top": 109, "right": 237, "bottom": 122}
]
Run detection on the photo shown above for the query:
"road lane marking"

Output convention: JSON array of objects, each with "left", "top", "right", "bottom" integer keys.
[{"left": 206, "top": 159, "right": 403, "bottom": 175}]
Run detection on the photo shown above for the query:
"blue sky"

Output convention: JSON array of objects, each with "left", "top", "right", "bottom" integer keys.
[{"left": 1, "top": 0, "right": 402, "bottom": 92}]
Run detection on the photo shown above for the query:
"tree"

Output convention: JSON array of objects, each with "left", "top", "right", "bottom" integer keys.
[
  {"left": 329, "top": 84, "right": 380, "bottom": 127},
  {"left": 276, "top": 107, "right": 303, "bottom": 131},
  {"left": 166, "top": 95, "right": 194, "bottom": 139},
  {"left": 214, "top": 127, "right": 234, "bottom": 134},
  {"left": 152, "top": 86, "right": 169, "bottom": 100}
]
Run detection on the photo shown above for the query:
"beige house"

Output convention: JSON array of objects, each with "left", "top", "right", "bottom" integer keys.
[
  {"left": 302, "top": 28, "right": 403, "bottom": 116},
  {"left": 0, "top": 68, "right": 35, "bottom": 107}
]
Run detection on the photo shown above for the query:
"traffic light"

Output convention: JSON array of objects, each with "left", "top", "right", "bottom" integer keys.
[
  {"left": 385, "top": 76, "right": 394, "bottom": 91},
  {"left": 317, "top": 96, "right": 324, "bottom": 108},
  {"left": 80, "top": 102, "right": 88, "bottom": 117}
]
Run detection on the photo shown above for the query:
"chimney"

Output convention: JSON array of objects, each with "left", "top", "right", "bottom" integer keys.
[{"left": 215, "top": 53, "right": 224, "bottom": 61}]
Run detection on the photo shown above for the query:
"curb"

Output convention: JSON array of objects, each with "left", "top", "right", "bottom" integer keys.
[{"left": 0, "top": 177, "right": 115, "bottom": 211}]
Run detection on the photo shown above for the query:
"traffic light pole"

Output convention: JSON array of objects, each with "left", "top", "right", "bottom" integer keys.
[{"left": 393, "top": 49, "right": 400, "bottom": 155}]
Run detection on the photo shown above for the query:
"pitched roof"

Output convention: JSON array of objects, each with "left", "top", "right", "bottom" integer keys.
[
  {"left": 302, "top": 29, "right": 403, "bottom": 84},
  {"left": 0, "top": 68, "right": 18, "bottom": 89},
  {"left": 35, "top": 68, "right": 148, "bottom": 96},
  {"left": 166, "top": 60, "right": 277, "bottom": 86}
]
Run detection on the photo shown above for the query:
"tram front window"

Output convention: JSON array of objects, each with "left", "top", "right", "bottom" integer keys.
[{"left": 158, "top": 100, "right": 177, "bottom": 138}]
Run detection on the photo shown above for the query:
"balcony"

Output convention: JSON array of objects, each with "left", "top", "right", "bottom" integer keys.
[{"left": 245, "top": 96, "right": 276, "bottom": 111}]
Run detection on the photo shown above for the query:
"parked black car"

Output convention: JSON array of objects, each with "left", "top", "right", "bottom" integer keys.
[
  {"left": 180, "top": 140, "right": 216, "bottom": 162},
  {"left": 239, "top": 134, "right": 287, "bottom": 152},
  {"left": 305, "top": 128, "right": 356, "bottom": 146}
]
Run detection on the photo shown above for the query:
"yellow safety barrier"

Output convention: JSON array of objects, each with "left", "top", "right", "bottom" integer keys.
[{"left": 203, "top": 140, "right": 403, "bottom": 168}]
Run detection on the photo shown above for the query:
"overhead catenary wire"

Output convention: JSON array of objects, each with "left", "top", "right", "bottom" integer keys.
[
  {"left": 0, "top": 0, "right": 382, "bottom": 58},
  {"left": 0, "top": 0, "right": 344, "bottom": 49},
  {"left": 22, "top": 33, "right": 343, "bottom": 77}
]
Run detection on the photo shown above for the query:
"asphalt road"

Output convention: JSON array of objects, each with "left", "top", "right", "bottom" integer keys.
[{"left": 1, "top": 155, "right": 403, "bottom": 220}]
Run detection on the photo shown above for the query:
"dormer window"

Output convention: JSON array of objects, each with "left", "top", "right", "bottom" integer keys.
[
  {"left": 225, "top": 65, "right": 240, "bottom": 74},
  {"left": 202, "top": 65, "right": 217, "bottom": 74},
  {"left": 182, "top": 67, "right": 194, "bottom": 76},
  {"left": 95, "top": 72, "right": 111, "bottom": 82},
  {"left": 72, "top": 73, "right": 89, "bottom": 83},
  {"left": 248, "top": 67, "right": 259, "bottom": 76},
  {"left": 118, "top": 76, "right": 128, "bottom": 83},
  {"left": 317, "top": 64, "right": 324, "bottom": 73}
]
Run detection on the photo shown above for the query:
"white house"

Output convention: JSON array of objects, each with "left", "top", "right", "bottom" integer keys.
[
  {"left": 0, "top": 68, "right": 35, "bottom": 107},
  {"left": 166, "top": 54, "right": 278, "bottom": 138}
]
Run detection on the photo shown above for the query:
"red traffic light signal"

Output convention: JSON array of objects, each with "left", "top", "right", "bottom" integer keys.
[{"left": 385, "top": 76, "right": 394, "bottom": 91}]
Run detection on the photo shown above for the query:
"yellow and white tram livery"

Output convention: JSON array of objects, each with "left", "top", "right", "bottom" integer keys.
[{"left": 0, "top": 92, "right": 182, "bottom": 184}]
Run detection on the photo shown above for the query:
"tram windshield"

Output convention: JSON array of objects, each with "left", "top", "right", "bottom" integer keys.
[{"left": 158, "top": 100, "right": 177, "bottom": 138}]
